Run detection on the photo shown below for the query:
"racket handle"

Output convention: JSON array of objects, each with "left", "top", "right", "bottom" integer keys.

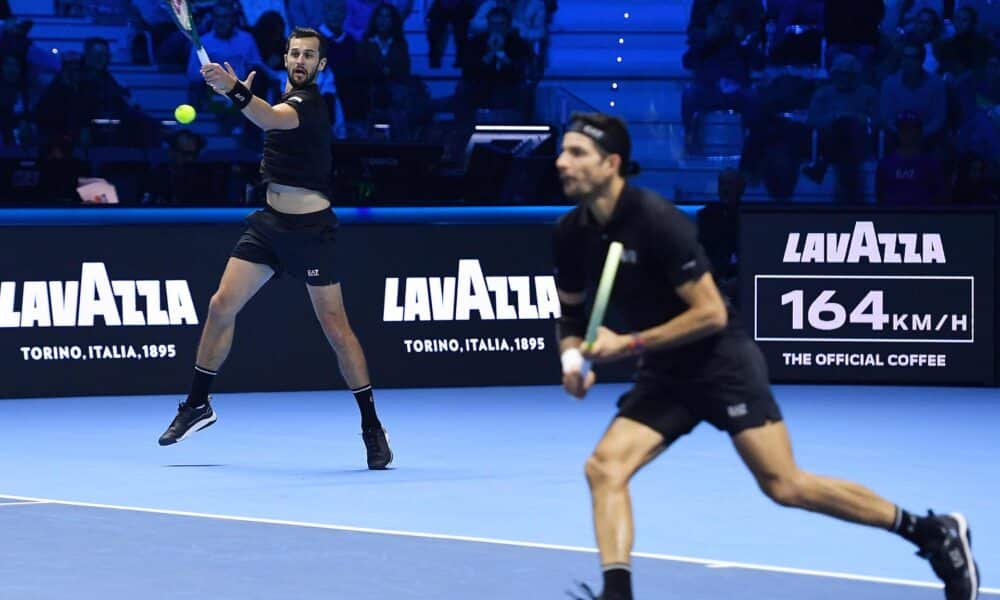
[{"left": 196, "top": 47, "right": 210, "bottom": 66}]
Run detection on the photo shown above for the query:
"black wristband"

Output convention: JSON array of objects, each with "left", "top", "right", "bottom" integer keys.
[{"left": 226, "top": 81, "right": 252, "bottom": 109}]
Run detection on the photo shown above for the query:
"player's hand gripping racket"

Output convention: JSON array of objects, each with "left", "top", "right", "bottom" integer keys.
[
  {"left": 580, "top": 241, "right": 623, "bottom": 378},
  {"left": 165, "top": 0, "right": 211, "bottom": 66}
]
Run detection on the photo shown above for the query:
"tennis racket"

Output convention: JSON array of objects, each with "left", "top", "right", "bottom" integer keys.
[
  {"left": 580, "top": 241, "right": 623, "bottom": 378},
  {"left": 164, "top": 0, "right": 210, "bottom": 66}
]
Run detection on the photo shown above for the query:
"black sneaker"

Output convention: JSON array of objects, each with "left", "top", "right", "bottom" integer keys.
[
  {"left": 917, "top": 512, "right": 980, "bottom": 600},
  {"left": 362, "top": 425, "right": 393, "bottom": 469},
  {"left": 158, "top": 401, "right": 217, "bottom": 446}
]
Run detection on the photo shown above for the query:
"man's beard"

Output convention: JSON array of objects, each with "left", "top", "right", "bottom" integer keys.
[{"left": 288, "top": 66, "right": 317, "bottom": 89}]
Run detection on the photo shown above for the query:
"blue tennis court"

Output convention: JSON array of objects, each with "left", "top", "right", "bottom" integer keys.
[{"left": 1, "top": 384, "right": 996, "bottom": 599}]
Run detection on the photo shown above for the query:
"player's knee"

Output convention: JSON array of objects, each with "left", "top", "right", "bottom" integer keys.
[
  {"left": 584, "top": 454, "right": 627, "bottom": 490},
  {"left": 207, "top": 291, "right": 239, "bottom": 321},
  {"left": 761, "top": 471, "right": 808, "bottom": 508},
  {"left": 318, "top": 311, "right": 354, "bottom": 346}
]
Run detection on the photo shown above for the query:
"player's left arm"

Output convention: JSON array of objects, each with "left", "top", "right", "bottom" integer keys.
[
  {"left": 586, "top": 272, "right": 728, "bottom": 361},
  {"left": 201, "top": 62, "right": 299, "bottom": 131}
]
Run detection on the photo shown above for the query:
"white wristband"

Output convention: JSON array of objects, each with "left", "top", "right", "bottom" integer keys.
[{"left": 561, "top": 348, "right": 584, "bottom": 374}]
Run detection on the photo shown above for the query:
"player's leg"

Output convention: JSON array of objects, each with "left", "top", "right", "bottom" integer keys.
[
  {"left": 733, "top": 420, "right": 980, "bottom": 600},
  {"left": 573, "top": 382, "right": 699, "bottom": 600},
  {"left": 306, "top": 282, "right": 392, "bottom": 469},
  {"left": 158, "top": 258, "right": 274, "bottom": 445}
]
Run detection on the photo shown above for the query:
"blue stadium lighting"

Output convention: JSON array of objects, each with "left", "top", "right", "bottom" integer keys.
[
  {"left": 616, "top": 56, "right": 622, "bottom": 63},
  {"left": 611, "top": 82, "right": 618, "bottom": 90},
  {"left": 609, "top": 101, "right": 616, "bottom": 107},
  {"left": 618, "top": 37, "right": 624, "bottom": 44},
  {"left": 623, "top": 12, "right": 630, "bottom": 19}
]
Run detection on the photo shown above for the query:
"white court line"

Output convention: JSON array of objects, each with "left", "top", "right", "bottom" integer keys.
[
  {"left": 1, "top": 493, "right": 996, "bottom": 595},
  {"left": 0, "top": 500, "right": 49, "bottom": 507}
]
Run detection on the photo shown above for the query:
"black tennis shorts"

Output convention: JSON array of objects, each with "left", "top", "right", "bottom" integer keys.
[
  {"left": 231, "top": 205, "right": 340, "bottom": 286},
  {"left": 615, "top": 334, "right": 782, "bottom": 438}
]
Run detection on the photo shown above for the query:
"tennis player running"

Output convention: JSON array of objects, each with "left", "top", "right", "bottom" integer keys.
[
  {"left": 554, "top": 112, "right": 978, "bottom": 600},
  {"left": 157, "top": 27, "right": 393, "bottom": 470}
]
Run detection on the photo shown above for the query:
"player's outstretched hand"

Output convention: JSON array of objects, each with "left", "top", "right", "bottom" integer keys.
[
  {"left": 582, "top": 326, "right": 630, "bottom": 363},
  {"left": 201, "top": 62, "right": 256, "bottom": 96}
]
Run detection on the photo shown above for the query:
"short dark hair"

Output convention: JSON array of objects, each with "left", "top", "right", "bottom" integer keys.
[
  {"left": 286, "top": 26, "right": 327, "bottom": 59},
  {"left": 567, "top": 111, "right": 633, "bottom": 177}
]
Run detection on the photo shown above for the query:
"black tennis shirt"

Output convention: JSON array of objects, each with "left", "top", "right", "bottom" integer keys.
[
  {"left": 261, "top": 83, "right": 332, "bottom": 196},
  {"left": 553, "top": 184, "right": 741, "bottom": 370}
]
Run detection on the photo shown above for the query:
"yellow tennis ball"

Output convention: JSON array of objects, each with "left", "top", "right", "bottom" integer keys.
[{"left": 174, "top": 104, "right": 196, "bottom": 124}]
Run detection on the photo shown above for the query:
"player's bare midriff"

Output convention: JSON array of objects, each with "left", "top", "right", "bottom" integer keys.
[{"left": 266, "top": 182, "right": 331, "bottom": 214}]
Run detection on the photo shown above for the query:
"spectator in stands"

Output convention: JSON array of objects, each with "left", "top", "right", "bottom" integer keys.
[
  {"left": 697, "top": 168, "right": 744, "bottom": 301},
  {"left": 470, "top": 0, "right": 546, "bottom": 46},
  {"left": 824, "top": 0, "right": 885, "bottom": 70},
  {"left": 935, "top": 5, "right": 994, "bottom": 76},
  {"left": 425, "top": 0, "right": 480, "bottom": 68},
  {"left": 902, "top": 7, "right": 946, "bottom": 73},
  {"left": 951, "top": 50, "right": 1000, "bottom": 164},
  {"left": 251, "top": 10, "right": 288, "bottom": 102},
  {"left": 358, "top": 2, "right": 430, "bottom": 137},
  {"left": 952, "top": 153, "right": 999, "bottom": 204},
  {"left": 688, "top": 0, "right": 763, "bottom": 43},
  {"left": 319, "top": 0, "right": 365, "bottom": 134},
  {"left": 876, "top": 111, "right": 946, "bottom": 205},
  {"left": 186, "top": 0, "right": 268, "bottom": 113},
  {"left": 957, "top": 0, "right": 1000, "bottom": 37},
  {"left": 455, "top": 4, "right": 533, "bottom": 123},
  {"left": 803, "top": 53, "right": 879, "bottom": 203},
  {"left": 130, "top": 0, "right": 176, "bottom": 65},
  {"left": 81, "top": 37, "right": 158, "bottom": 147},
  {"left": 345, "top": 0, "right": 414, "bottom": 41},
  {"left": 881, "top": 41, "right": 948, "bottom": 150},
  {"left": 0, "top": 51, "right": 31, "bottom": 146},
  {"left": 35, "top": 50, "right": 87, "bottom": 147},
  {"left": 0, "top": 17, "right": 62, "bottom": 107},
  {"left": 885, "top": 0, "right": 946, "bottom": 35},
  {"left": 682, "top": 1, "right": 762, "bottom": 153},
  {"left": 470, "top": 0, "right": 547, "bottom": 74},
  {"left": 766, "top": 0, "right": 823, "bottom": 66},
  {"left": 81, "top": 38, "right": 132, "bottom": 119}
]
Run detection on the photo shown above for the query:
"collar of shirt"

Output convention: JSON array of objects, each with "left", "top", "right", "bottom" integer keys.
[{"left": 575, "top": 184, "right": 640, "bottom": 231}]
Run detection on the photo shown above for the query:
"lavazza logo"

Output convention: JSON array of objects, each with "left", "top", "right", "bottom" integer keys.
[
  {"left": 0, "top": 262, "right": 199, "bottom": 328},
  {"left": 383, "top": 259, "right": 559, "bottom": 322},
  {"left": 782, "top": 221, "right": 946, "bottom": 264}
]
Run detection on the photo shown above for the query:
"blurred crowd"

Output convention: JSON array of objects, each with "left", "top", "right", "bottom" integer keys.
[
  {"left": 0, "top": 0, "right": 560, "bottom": 204},
  {"left": 683, "top": 0, "right": 999, "bottom": 206}
]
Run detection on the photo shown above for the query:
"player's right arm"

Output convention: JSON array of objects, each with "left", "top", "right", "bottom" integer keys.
[
  {"left": 553, "top": 216, "right": 596, "bottom": 398},
  {"left": 201, "top": 62, "right": 300, "bottom": 131}
]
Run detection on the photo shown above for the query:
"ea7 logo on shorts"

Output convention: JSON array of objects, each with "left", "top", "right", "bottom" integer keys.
[
  {"left": 727, "top": 403, "right": 748, "bottom": 418},
  {"left": 307, "top": 269, "right": 320, "bottom": 277}
]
